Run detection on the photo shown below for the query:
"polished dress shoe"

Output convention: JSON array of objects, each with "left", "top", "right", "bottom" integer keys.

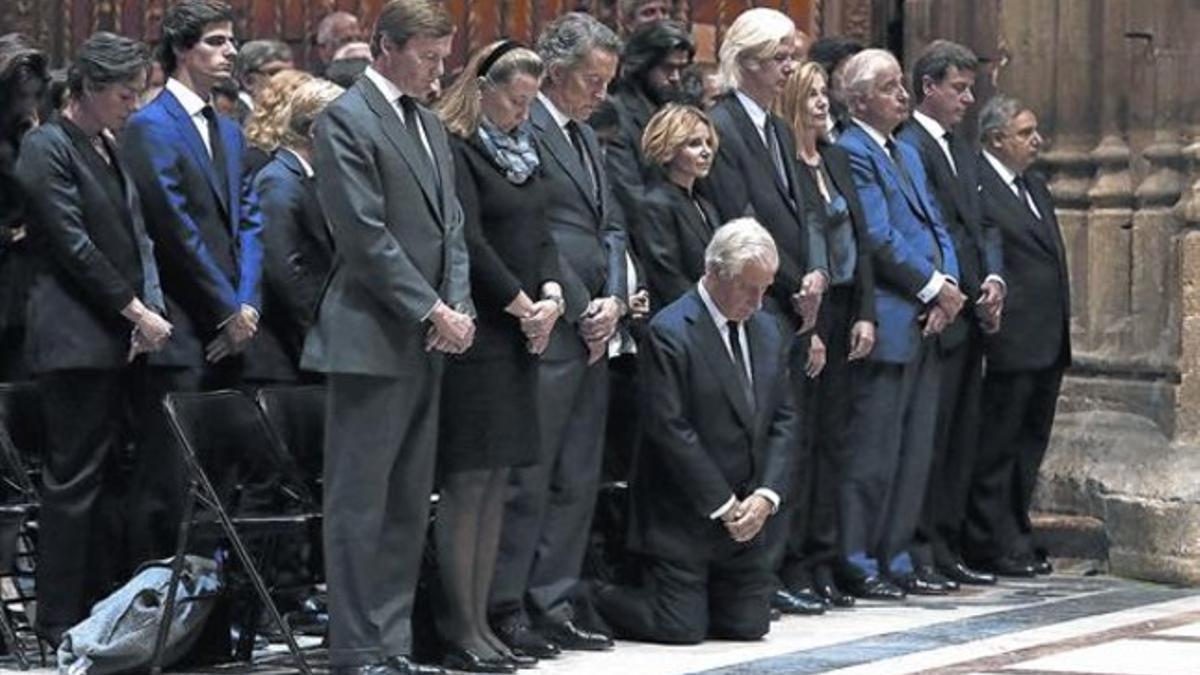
[
  {"left": 940, "top": 561, "right": 997, "bottom": 586},
  {"left": 896, "top": 567, "right": 956, "bottom": 595},
  {"left": 1026, "top": 552, "right": 1053, "bottom": 575},
  {"left": 493, "top": 618, "right": 561, "bottom": 659},
  {"left": 771, "top": 589, "right": 826, "bottom": 615},
  {"left": 815, "top": 582, "right": 856, "bottom": 608},
  {"left": 330, "top": 666, "right": 395, "bottom": 675},
  {"left": 502, "top": 650, "right": 538, "bottom": 669},
  {"left": 536, "top": 619, "right": 613, "bottom": 651},
  {"left": 844, "top": 575, "right": 906, "bottom": 601},
  {"left": 387, "top": 655, "right": 447, "bottom": 675},
  {"left": 975, "top": 555, "right": 1037, "bottom": 577},
  {"left": 441, "top": 647, "right": 515, "bottom": 674}
]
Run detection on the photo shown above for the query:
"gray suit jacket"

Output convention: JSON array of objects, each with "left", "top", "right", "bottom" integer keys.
[
  {"left": 526, "top": 97, "right": 627, "bottom": 361},
  {"left": 302, "top": 76, "right": 471, "bottom": 376}
]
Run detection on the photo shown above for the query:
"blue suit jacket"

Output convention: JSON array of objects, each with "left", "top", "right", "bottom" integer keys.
[
  {"left": 837, "top": 123, "right": 958, "bottom": 363},
  {"left": 122, "top": 87, "right": 264, "bottom": 366}
]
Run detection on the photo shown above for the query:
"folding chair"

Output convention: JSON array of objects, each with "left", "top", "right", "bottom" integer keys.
[
  {"left": 254, "top": 386, "right": 326, "bottom": 501},
  {"left": 0, "top": 382, "right": 44, "bottom": 669},
  {"left": 153, "top": 390, "right": 317, "bottom": 675}
]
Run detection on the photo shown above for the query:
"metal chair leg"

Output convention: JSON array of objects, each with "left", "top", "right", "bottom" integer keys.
[
  {"left": 0, "top": 602, "right": 28, "bottom": 670},
  {"left": 150, "top": 488, "right": 197, "bottom": 675}
]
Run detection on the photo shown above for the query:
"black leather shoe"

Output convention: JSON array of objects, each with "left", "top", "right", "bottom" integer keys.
[
  {"left": 385, "top": 656, "right": 447, "bottom": 675},
  {"left": 1026, "top": 553, "right": 1053, "bottom": 575},
  {"left": 330, "top": 666, "right": 394, "bottom": 675},
  {"left": 815, "top": 582, "right": 856, "bottom": 608},
  {"left": 896, "top": 567, "right": 956, "bottom": 595},
  {"left": 536, "top": 619, "right": 613, "bottom": 651},
  {"left": 940, "top": 561, "right": 997, "bottom": 586},
  {"left": 771, "top": 589, "right": 826, "bottom": 615},
  {"left": 493, "top": 618, "right": 561, "bottom": 659},
  {"left": 975, "top": 555, "right": 1037, "bottom": 577},
  {"left": 440, "top": 647, "right": 515, "bottom": 673},
  {"left": 503, "top": 651, "right": 538, "bottom": 669},
  {"left": 844, "top": 575, "right": 906, "bottom": 600}
]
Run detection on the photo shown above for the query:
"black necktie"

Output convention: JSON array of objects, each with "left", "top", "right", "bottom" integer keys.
[
  {"left": 565, "top": 120, "right": 599, "bottom": 202},
  {"left": 763, "top": 118, "right": 789, "bottom": 190},
  {"left": 943, "top": 130, "right": 959, "bottom": 176},
  {"left": 399, "top": 95, "right": 433, "bottom": 168},
  {"left": 727, "top": 320, "right": 754, "bottom": 406},
  {"left": 200, "top": 105, "right": 229, "bottom": 207},
  {"left": 885, "top": 138, "right": 915, "bottom": 189},
  {"left": 1013, "top": 175, "right": 1040, "bottom": 220}
]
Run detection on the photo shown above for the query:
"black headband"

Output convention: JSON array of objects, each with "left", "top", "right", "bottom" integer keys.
[{"left": 477, "top": 40, "right": 523, "bottom": 78}]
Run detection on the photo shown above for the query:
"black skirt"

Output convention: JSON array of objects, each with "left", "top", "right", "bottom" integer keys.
[{"left": 438, "top": 351, "right": 540, "bottom": 473}]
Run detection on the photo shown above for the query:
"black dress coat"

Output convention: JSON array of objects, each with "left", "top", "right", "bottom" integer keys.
[
  {"left": 632, "top": 179, "right": 718, "bottom": 312},
  {"left": 438, "top": 132, "right": 562, "bottom": 472}
]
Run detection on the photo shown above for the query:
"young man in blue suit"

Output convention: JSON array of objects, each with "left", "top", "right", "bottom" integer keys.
[
  {"left": 835, "top": 48, "right": 964, "bottom": 599},
  {"left": 121, "top": 0, "right": 264, "bottom": 563}
]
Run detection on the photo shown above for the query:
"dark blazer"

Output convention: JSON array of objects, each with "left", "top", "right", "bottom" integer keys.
[
  {"left": 302, "top": 76, "right": 470, "bottom": 376},
  {"left": 837, "top": 123, "right": 958, "bottom": 364},
  {"left": 628, "top": 289, "right": 798, "bottom": 561},
  {"left": 450, "top": 133, "right": 560, "bottom": 360},
  {"left": 699, "top": 92, "right": 825, "bottom": 322},
  {"left": 253, "top": 149, "right": 334, "bottom": 365},
  {"left": 812, "top": 142, "right": 877, "bottom": 324},
  {"left": 632, "top": 179, "right": 717, "bottom": 311},
  {"left": 17, "top": 117, "right": 161, "bottom": 372},
  {"left": 978, "top": 160, "right": 1071, "bottom": 372},
  {"left": 525, "top": 97, "right": 627, "bottom": 361},
  {"left": 599, "top": 87, "right": 656, "bottom": 235},
  {"left": 898, "top": 119, "right": 1002, "bottom": 350},
  {"left": 122, "top": 86, "right": 264, "bottom": 367}
]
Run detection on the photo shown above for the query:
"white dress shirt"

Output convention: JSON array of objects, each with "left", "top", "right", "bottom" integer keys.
[
  {"left": 362, "top": 65, "right": 434, "bottom": 160},
  {"left": 696, "top": 282, "right": 781, "bottom": 519},
  {"left": 983, "top": 150, "right": 1042, "bottom": 219},
  {"left": 165, "top": 77, "right": 213, "bottom": 156},
  {"left": 852, "top": 117, "right": 954, "bottom": 305},
  {"left": 734, "top": 90, "right": 770, "bottom": 145}
]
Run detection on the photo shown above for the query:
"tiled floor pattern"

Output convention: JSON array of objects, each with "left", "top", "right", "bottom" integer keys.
[{"left": 5, "top": 572, "right": 1199, "bottom": 674}]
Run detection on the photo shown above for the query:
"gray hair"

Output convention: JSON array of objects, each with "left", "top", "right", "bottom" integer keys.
[
  {"left": 236, "top": 39, "right": 292, "bottom": 82},
  {"left": 840, "top": 48, "right": 900, "bottom": 111},
  {"left": 978, "top": 94, "right": 1022, "bottom": 145},
  {"left": 911, "top": 39, "right": 977, "bottom": 104},
  {"left": 717, "top": 7, "right": 795, "bottom": 90},
  {"left": 536, "top": 12, "right": 622, "bottom": 73},
  {"left": 704, "top": 218, "right": 779, "bottom": 279}
]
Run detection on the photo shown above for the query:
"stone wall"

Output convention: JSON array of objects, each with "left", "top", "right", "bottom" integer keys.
[{"left": 904, "top": 0, "right": 1200, "bottom": 584}]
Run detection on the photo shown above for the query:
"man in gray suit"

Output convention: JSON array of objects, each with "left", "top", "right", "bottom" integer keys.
[
  {"left": 489, "top": 12, "right": 628, "bottom": 658},
  {"left": 302, "top": 2, "right": 474, "bottom": 673}
]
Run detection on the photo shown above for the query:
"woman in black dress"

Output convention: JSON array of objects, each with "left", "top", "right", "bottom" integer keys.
[
  {"left": 434, "top": 41, "right": 563, "bottom": 674},
  {"left": 775, "top": 60, "right": 877, "bottom": 607},
  {"left": 634, "top": 103, "right": 722, "bottom": 312},
  {"left": 16, "top": 32, "right": 172, "bottom": 644}
]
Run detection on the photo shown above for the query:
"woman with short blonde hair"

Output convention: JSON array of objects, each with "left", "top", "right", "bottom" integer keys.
[
  {"left": 243, "top": 68, "right": 313, "bottom": 174},
  {"left": 640, "top": 103, "right": 719, "bottom": 167}
]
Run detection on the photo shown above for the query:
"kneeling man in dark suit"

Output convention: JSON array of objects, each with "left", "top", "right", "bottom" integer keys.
[{"left": 595, "top": 218, "right": 799, "bottom": 644}]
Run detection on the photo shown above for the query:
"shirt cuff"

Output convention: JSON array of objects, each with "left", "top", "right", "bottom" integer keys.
[
  {"left": 753, "top": 488, "right": 781, "bottom": 514},
  {"left": 422, "top": 298, "right": 445, "bottom": 323},
  {"left": 917, "top": 271, "right": 947, "bottom": 304},
  {"left": 983, "top": 274, "right": 1007, "bottom": 294},
  {"left": 709, "top": 494, "right": 737, "bottom": 520}
]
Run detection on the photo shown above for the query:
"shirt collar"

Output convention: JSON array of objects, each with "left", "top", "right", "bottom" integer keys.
[
  {"left": 165, "top": 77, "right": 209, "bottom": 117},
  {"left": 851, "top": 117, "right": 893, "bottom": 153},
  {"left": 281, "top": 147, "right": 315, "bottom": 178},
  {"left": 238, "top": 90, "right": 255, "bottom": 112},
  {"left": 363, "top": 65, "right": 404, "bottom": 104},
  {"left": 734, "top": 90, "right": 769, "bottom": 131},
  {"left": 912, "top": 110, "right": 950, "bottom": 143},
  {"left": 697, "top": 280, "right": 733, "bottom": 329},
  {"left": 537, "top": 91, "right": 573, "bottom": 131},
  {"left": 983, "top": 149, "right": 1018, "bottom": 186}
]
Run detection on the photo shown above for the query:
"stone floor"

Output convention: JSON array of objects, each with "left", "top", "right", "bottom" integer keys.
[{"left": 6, "top": 568, "right": 1200, "bottom": 674}]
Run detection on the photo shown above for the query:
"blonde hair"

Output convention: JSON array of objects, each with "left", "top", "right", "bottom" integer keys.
[
  {"left": 437, "top": 41, "right": 543, "bottom": 138},
  {"left": 718, "top": 8, "right": 795, "bottom": 91},
  {"left": 245, "top": 68, "right": 314, "bottom": 151},
  {"left": 640, "top": 103, "right": 718, "bottom": 167},
  {"left": 775, "top": 61, "right": 828, "bottom": 150},
  {"left": 278, "top": 79, "right": 344, "bottom": 149}
]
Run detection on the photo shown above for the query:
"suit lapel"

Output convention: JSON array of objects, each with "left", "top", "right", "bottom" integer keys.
[
  {"left": 723, "top": 98, "right": 795, "bottom": 208},
  {"left": 161, "top": 91, "right": 229, "bottom": 215},
  {"left": 670, "top": 186, "right": 714, "bottom": 249},
  {"left": 531, "top": 99, "right": 600, "bottom": 216},
  {"left": 685, "top": 293, "right": 754, "bottom": 430},
  {"left": 912, "top": 122, "right": 968, "bottom": 223},
  {"left": 981, "top": 159, "right": 1058, "bottom": 257},
  {"left": 747, "top": 315, "right": 775, "bottom": 436},
  {"left": 62, "top": 119, "right": 126, "bottom": 217},
  {"left": 1027, "top": 176, "right": 1067, "bottom": 261},
  {"left": 357, "top": 79, "right": 444, "bottom": 224}
]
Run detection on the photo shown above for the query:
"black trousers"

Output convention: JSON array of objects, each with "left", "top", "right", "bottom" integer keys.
[
  {"left": 490, "top": 356, "right": 609, "bottom": 624},
  {"left": 323, "top": 368, "right": 443, "bottom": 666},
  {"left": 912, "top": 321, "right": 985, "bottom": 569},
  {"left": 36, "top": 368, "right": 138, "bottom": 635},
  {"left": 840, "top": 339, "right": 941, "bottom": 577},
  {"left": 965, "top": 365, "right": 1064, "bottom": 561},
  {"left": 596, "top": 537, "right": 772, "bottom": 645}
]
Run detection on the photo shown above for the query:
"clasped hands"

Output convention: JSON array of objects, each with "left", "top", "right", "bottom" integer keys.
[
  {"left": 721, "top": 494, "right": 773, "bottom": 543},
  {"left": 518, "top": 296, "right": 563, "bottom": 356},
  {"left": 206, "top": 304, "right": 259, "bottom": 362},
  {"left": 920, "top": 278, "right": 1004, "bottom": 336},
  {"left": 425, "top": 301, "right": 476, "bottom": 354},
  {"left": 124, "top": 297, "right": 173, "bottom": 362},
  {"left": 579, "top": 296, "right": 625, "bottom": 365}
]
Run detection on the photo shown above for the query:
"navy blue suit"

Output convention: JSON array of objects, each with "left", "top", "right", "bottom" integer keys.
[
  {"left": 121, "top": 85, "right": 264, "bottom": 562},
  {"left": 836, "top": 122, "right": 957, "bottom": 580}
]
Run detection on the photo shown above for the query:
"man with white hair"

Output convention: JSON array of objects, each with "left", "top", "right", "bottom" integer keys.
[
  {"left": 836, "top": 48, "right": 963, "bottom": 600},
  {"left": 593, "top": 218, "right": 798, "bottom": 644},
  {"left": 697, "top": 6, "right": 830, "bottom": 617}
]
